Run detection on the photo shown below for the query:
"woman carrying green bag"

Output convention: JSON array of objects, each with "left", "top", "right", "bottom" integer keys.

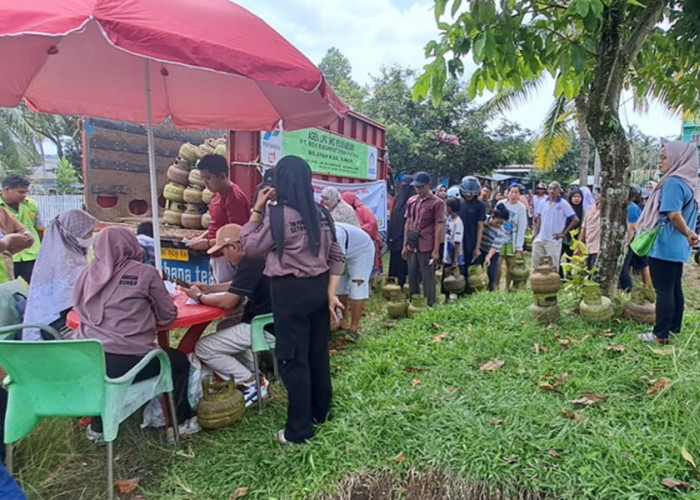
[{"left": 635, "top": 142, "right": 700, "bottom": 344}]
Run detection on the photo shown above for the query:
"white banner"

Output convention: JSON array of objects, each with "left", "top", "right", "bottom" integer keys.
[{"left": 311, "top": 178, "right": 387, "bottom": 231}]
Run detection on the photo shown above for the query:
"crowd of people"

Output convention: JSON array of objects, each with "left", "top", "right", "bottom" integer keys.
[
  {"left": 0, "top": 141, "right": 698, "bottom": 486},
  {"left": 390, "top": 141, "right": 699, "bottom": 348}
]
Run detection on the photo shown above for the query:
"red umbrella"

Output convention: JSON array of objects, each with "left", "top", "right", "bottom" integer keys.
[
  {"left": 0, "top": 0, "right": 346, "bottom": 129},
  {"left": 0, "top": 0, "right": 347, "bottom": 269}
]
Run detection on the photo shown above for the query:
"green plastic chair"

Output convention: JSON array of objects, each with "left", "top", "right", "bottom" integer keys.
[
  {"left": 0, "top": 338, "right": 180, "bottom": 500},
  {"left": 0, "top": 322, "right": 59, "bottom": 340},
  {"left": 250, "top": 313, "right": 276, "bottom": 413}
]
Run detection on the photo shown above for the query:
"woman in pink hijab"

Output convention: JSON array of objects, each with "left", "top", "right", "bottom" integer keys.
[
  {"left": 73, "top": 226, "right": 197, "bottom": 441},
  {"left": 636, "top": 141, "right": 699, "bottom": 345},
  {"left": 341, "top": 191, "right": 382, "bottom": 275}
]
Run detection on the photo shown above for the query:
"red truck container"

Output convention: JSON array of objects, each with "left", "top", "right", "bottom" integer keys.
[
  {"left": 228, "top": 110, "right": 388, "bottom": 203},
  {"left": 81, "top": 111, "right": 387, "bottom": 284}
]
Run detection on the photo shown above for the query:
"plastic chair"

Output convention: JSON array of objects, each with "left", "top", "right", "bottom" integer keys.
[
  {"left": 0, "top": 322, "right": 60, "bottom": 341},
  {"left": 0, "top": 338, "right": 180, "bottom": 500},
  {"left": 250, "top": 313, "right": 276, "bottom": 413}
]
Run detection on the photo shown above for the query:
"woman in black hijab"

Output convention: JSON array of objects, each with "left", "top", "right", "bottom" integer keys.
[
  {"left": 240, "top": 156, "right": 345, "bottom": 444},
  {"left": 560, "top": 187, "right": 585, "bottom": 276},
  {"left": 387, "top": 175, "right": 414, "bottom": 287}
]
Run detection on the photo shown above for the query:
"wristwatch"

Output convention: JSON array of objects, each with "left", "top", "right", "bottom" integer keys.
[{"left": 194, "top": 292, "right": 203, "bottom": 303}]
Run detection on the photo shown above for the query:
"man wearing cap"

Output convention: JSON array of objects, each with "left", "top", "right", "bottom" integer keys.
[
  {"left": 402, "top": 171, "right": 444, "bottom": 306},
  {"left": 184, "top": 224, "right": 274, "bottom": 407},
  {"left": 531, "top": 182, "right": 549, "bottom": 220}
]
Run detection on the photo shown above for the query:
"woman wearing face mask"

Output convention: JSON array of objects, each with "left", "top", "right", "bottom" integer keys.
[
  {"left": 73, "top": 226, "right": 196, "bottom": 441},
  {"left": 637, "top": 142, "right": 699, "bottom": 345},
  {"left": 22, "top": 209, "right": 98, "bottom": 340}
]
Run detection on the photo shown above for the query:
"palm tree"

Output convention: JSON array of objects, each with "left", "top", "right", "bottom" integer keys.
[
  {"left": 481, "top": 76, "right": 591, "bottom": 186},
  {"left": 0, "top": 107, "right": 41, "bottom": 175}
]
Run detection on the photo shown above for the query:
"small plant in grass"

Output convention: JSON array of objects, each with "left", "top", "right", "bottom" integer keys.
[{"left": 560, "top": 229, "right": 596, "bottom": 312}]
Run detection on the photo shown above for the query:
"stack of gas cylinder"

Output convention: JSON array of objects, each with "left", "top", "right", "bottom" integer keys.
[
  {"left": 528, "top": 256, "right": 561, "bottom": 322},
  {"left": 163, "top": 138, "right": 225, "bottom": 229}
]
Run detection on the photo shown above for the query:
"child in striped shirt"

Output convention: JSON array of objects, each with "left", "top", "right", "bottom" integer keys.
[{"left": 479, "top": 205, "right": 510, "bottom": 291}]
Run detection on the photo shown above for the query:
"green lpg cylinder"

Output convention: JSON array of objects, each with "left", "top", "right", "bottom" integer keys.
[{"left": 196, "top": 379, "right": 246, "bottom": 430}]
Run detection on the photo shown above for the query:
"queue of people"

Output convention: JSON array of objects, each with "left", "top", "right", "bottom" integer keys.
[
  {"left": 393, "top": 140, "right": 699, "bottom": 350},
  {"left": 1, "top": 140, "right": 698, "bottom": 474}
]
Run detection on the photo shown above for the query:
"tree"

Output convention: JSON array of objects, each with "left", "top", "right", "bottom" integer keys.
[
  {"left": 481, "top": 79, "right": 590, "bottom": 186},
  {"left": 55, "top": 156, "right": 80, "bottom": 194},
  {"left": 627, "top": 125, "right": 662, "bottom": 184},
  {"left": 318, "top": 47, "right": 367, "bottom": 110},
  {"left": 0, "top": 105, "right": 82, "bottom": 180},
  {"left": 0, "top": 107, "right": 41, "bottom": 175},
  {"left": 359, "top": 65, "right": 531, "bottom": 182},
  {"left": 416, "top": 0, "right": 700, "bottom": 293},
  {"left": 362, "top": 66, "right": 535, "bottom": 180}
]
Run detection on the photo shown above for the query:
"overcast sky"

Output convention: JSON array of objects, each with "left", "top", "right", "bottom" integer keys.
[{"left": 236, "top": 0, "right": 682, "bottom": 139}]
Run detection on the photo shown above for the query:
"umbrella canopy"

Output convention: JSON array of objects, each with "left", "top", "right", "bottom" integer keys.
[
  {"left": 0, "top": 0, "right": 347, "bottom": 130},
  {"left": 0, "top": 0, "right": 348, "bottom": 272}
]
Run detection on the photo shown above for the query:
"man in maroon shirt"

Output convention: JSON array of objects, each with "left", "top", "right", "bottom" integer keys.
[
  {"left": 402, "top": 171, "right": 445, "bottom": 306},
  {"left": 186, "top": 154, "right": 250, "bottom": 282}
]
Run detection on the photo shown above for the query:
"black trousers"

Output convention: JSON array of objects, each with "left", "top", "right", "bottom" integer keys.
[
  {"left": 91, "top": 347, "right": 192, "bottom": 432},
  {"left": 649, "top": 257, "right": 685, "bottom": 339},
  {"left": 388, "top": 249, "right": 408, "bottom": 287},
  {"left": 619, "top": 246, "right": 648, "bottom": 291},
  {"left": 12, "top": 260, "right": 35, "bottom": 284},
  {"left": 408, "top": 251, "right": 436, "bottom": 306},
  {"left": 270, "top": 273, "right": 331, "bottom": 443}
]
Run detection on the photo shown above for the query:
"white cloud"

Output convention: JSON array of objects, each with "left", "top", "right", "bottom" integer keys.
[{"left": 235, "top": 0, "right": 681, "bottom": 139}]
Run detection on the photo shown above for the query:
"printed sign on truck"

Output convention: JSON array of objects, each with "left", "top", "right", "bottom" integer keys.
[{"left": 261, "top": 127, "right": 378, "bottom": 180}]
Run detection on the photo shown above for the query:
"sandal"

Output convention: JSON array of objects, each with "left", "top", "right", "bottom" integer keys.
[
  {"left": 638, "top": 332, "right": 670, "bottom": 345},
  {"left": 275, "top": 429, "right": 290, "bottom": 445},
  {"left": 340, "top": 329, "right": 360, "bottom": 343}
]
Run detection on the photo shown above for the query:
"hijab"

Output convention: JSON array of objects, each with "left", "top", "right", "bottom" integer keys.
[
  {"left": 568, "top": 187, "right": 584, "bottom": 223},
  {"left": 637, "top": 141, "right": 700, "bottom": 231},
  {"left": 271, "top": 156, "right": 323, "bottom": 258},
  {"left": 388, "top": 176, "right": 414, "bottom": 244},
  {"left": 580, "top": 186, "right": 595, "bottom": 211},
  {"left": 73, "top": 226, "right": 144, "bottom": 324},
  {"left": 341, "top": 191, "right": 381, "bottom": 243},
  {"left": 22, "top": 209, "right": 98, "bottom": 340},
  {"left": 393, "top": 176, "right": 415, "bottom": 219},
  {"left": 322, "top": 186, "right": 360, "bottom": 226}
]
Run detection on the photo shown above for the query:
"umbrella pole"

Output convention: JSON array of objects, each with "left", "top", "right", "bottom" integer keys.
[{"left": 144, "top": 59, "right": 163, "bottom": 271}]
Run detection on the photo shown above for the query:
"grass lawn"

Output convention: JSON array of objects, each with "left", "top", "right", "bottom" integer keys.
[{"left": 11, "top": 267, "right": 700, "bottom": 499}]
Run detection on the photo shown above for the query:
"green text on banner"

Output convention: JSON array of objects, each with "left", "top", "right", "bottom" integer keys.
[{"left": 261, "top": 128, "right": 378, "bottom": 180}]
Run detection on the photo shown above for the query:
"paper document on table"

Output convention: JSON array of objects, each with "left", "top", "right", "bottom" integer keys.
[
  {"left": 163, "top": 280, "right": 178, "bottom": 296},
  {"left": 185, "top": 292, "right": 227, "bottom": 305}
]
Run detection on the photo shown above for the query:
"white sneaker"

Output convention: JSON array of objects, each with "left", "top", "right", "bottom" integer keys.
[
  {"left": 239, "top": 376, "right": 269, "bottom": 408},
  {"left": 85, "top": 426, "right": 106, "bottom": 446},
  {"left": 167, "top": 417, "right": 201, "bottom": 443}
]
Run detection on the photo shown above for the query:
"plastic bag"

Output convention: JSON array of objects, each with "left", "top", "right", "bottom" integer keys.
[
  {"left": 187, "top": 352, "right": 212, "bottom": 410},
  {"left": 140, "top": 397, "right": 166, "bottom": 429},
  {"left": 630, "top": 226, "right": 661, "bottom": 257}
]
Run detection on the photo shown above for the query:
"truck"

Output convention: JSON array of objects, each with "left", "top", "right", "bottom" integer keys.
[{"left": 82, "top": 110, "right": 387, "bottom": 283}]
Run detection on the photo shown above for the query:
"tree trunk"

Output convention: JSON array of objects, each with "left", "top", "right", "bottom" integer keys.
[
  {"left": 575, "top": 94, "right": 590, "bottom": 187},
  {"left": 586, "top": 0, "right": 665, "bottom": 295},
  {"left": 586, "top": 0, "right": 630, "bottom": 295}
]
